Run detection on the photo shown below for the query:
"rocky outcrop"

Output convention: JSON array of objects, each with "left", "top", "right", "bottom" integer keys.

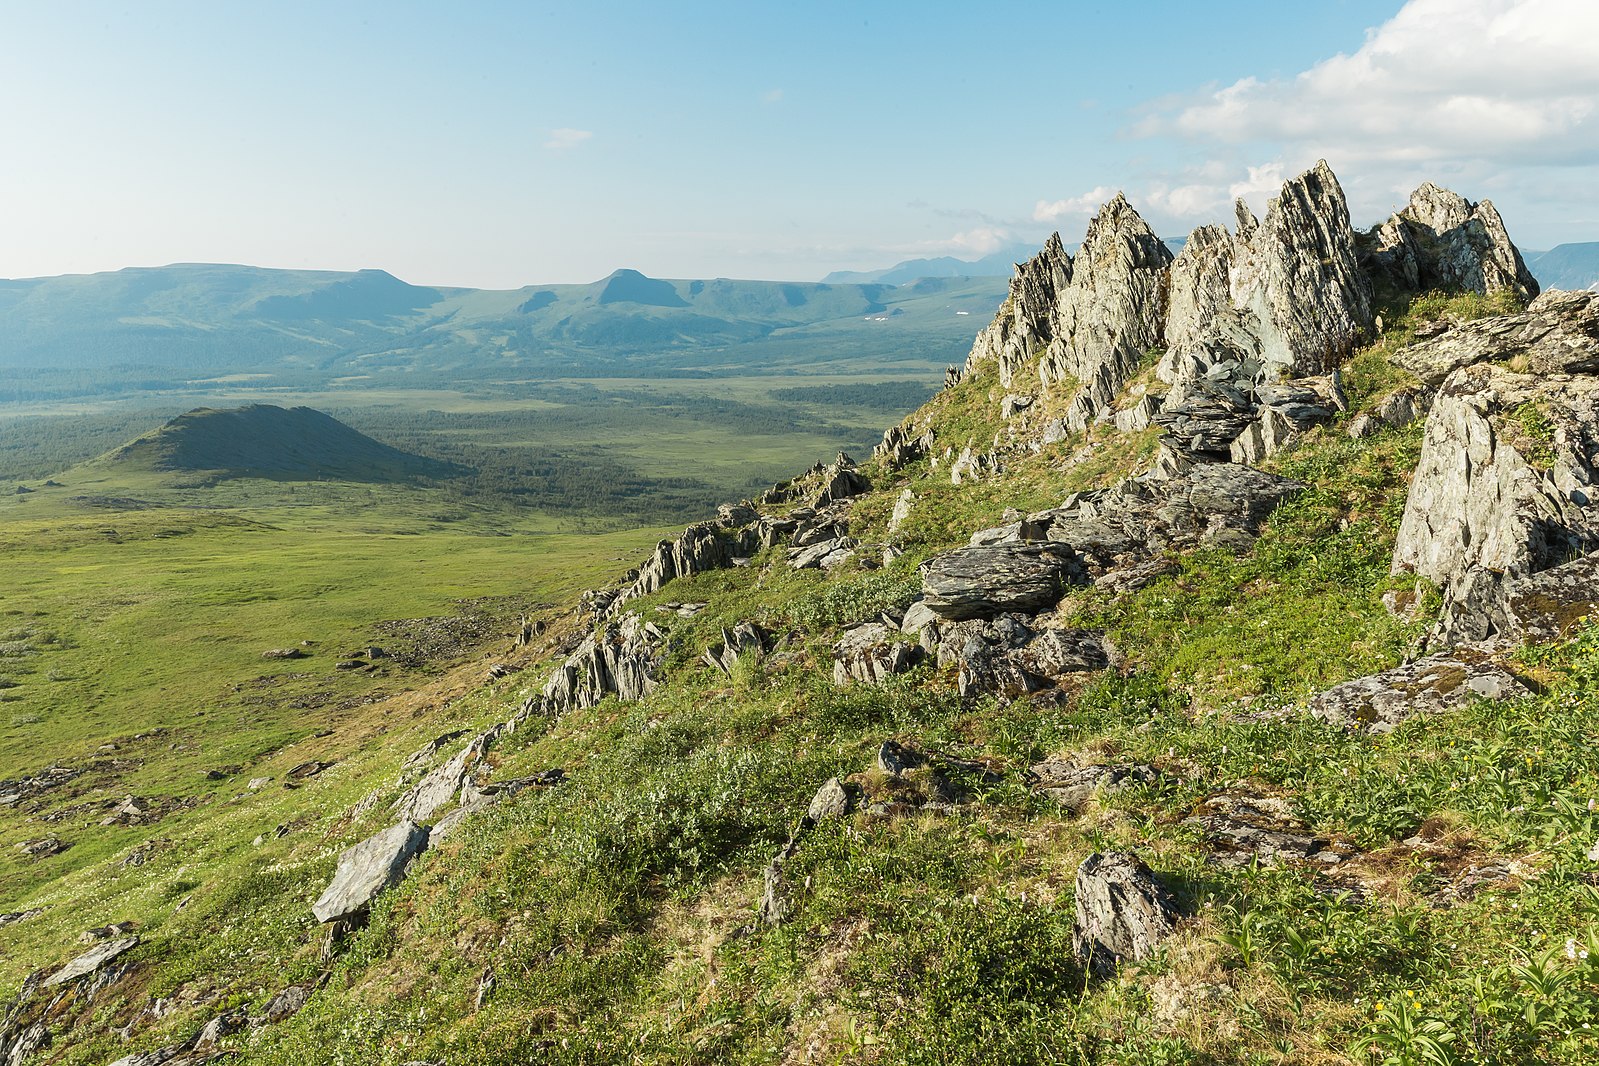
[
  {"left": 523, "top": 613, "right": 664, "bottom": 718},
  {"left": 921, "top": 543, "right": 1084, "bottom": 620},
  {"left": 1500, "top": 551, "right": 1599, "bottom": 643},
  {"left": 874, "top": 424, "right": 934, "bottom": 469},
  {"left": 312, "top": 820, "right": 430, "bottom": 923},
  {"left": 1231, "top": 162, "right": 1372, "bottom": 377},
  {"left": 813, "top": 453, "right": 870, "bottom": 505},
  {"left": 832, "top": 623, "right": 924, "bottom": 685},
  {"left": 1164, "top": 224, "right": 1234, "bottom": 357},
  {"left": 44, "top": 935, "right": 139, "bottom": 987},
  {"left": 1023, "top": 462, "right": 1304, "bottom": 573},
  {"left": 1391, "top": 362, "right": 1599, "bottom": 641},
  {"left": 1370, "top": 182, "right": 1539, "bottom": 301},
  {"left": 1040, "top": 195, "right": 1172, "bottom": 432},
  {"left": 1393, "top": 289, "right": 1599, "bottom": 386},
  {"left": 1306, "top": 646, "right": 1530, "bottom": 734},
  {"left": 394, "top": 726, "right": 502, "bottom": 823},
  {"left": 1072, "top": 852, "right": 1181, "bottom": 977},
  {"left": 702, "top": 622, "right": 770, "bottom": 676},
  {"left": 1185, "top": 792, "right": 1357, "bottom": 867},
  {"left": 615, "top": 522, "right": 743, "bottom": 610},
  {"left": 965, "top": 233, "right": 1073, "bottom": 387}
]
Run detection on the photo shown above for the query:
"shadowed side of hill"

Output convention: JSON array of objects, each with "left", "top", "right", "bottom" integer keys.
[{"left": 105, "top": 404, "right": 470, "bottom": 483}]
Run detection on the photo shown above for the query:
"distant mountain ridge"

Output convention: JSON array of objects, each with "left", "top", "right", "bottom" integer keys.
[
  {"left": 0, "top": 264, "right": 1007, "bottom": 403},
  {"left": 1526, "top": 243, "right": 1599, "bottom": 290},
  {"left": 823, "top": 240, "right": 1190, "bottom": 285},
  {"left": 103, "top": 404, "right": 467, "bottom": 483}
]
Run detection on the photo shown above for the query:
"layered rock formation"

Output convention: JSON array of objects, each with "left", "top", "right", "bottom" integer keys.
[
  {"left": 1369, "top": 182, "right": 1539, "bottom": 301},
  {"left": 1391, "top": 352, "right": 1599, "bottom": 642}
]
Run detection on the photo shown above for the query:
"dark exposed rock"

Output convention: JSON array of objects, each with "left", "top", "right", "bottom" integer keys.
[
  {"left": 79, "top": 921, "right": 136, "bottom": 944},
  {"left": 312, "top": 820, "right": 431, "bottom": 923},
  {"left": 1391, "top": 362, "right": 1599, "bottom": 642},
  {"left": 1072, "top": 852, "right": 1181, "bottom": 977},
  {"left": 717, "top": 501, "right": 757, "bottom": 528},
  {"left": 832, "top": 623, "right": 924, "bottom": 685},
  {"left": 876, "top": 739, "right": 925, "bottom": 776},
  {"left": 1306, "top": 646, "right": 1530, "bottom": 734},
  {"left": 44, "top": 935, "right": 139, "bottom": 987},
  {"left": 874, "top": 423, "right": 935, "bottom": 468},
  {"left": 16, "top": 836, "right": 69, "bottom": 858},
  {"left": 260, "top": 984, "right": 312, "bottom": 1024},
  {"left": 921, "top": 543, "right": 1084, "bottom": 620},
  {"left": 614, "top": 522, "right": 743, "bottom": 611},
  {"left": 1185, "top": 792, "right": 1356, "bottom": 866},
  {"left": 1030, "top": 761, "right": 1158, "bottom": 813},
  {"left": 949, "top": 444, "right": 1002, "bottom": 485},
  {"left": 1393, "top": 289, "right": 1599, "bottom": 386},
  {"left": 813, "top": 453, "right": 869, "bottom": 506},
  {"left": 288, "top": 760, "right": 333, "bottom": 780}
]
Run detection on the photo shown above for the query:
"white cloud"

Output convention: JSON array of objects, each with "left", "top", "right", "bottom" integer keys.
[
  {"left": 1119, "top": 0, "right": 1599, "bottom": 241},
  {"left": 543, "top": 128, "right": 594, "bottom": 152},
  {"left": 1136, "top": 0, "right": 1599, "bottom": 165},
  {"left": 1033, "top": 186, "right": 1118, "bottom": 223},
  {"left": 761, "top": 88, "right": 783, "bottom": 104}
]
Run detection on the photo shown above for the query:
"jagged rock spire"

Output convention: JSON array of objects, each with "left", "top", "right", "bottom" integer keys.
[{"left": 1040, "top": 193, "right": 1172, "bottom": 432}]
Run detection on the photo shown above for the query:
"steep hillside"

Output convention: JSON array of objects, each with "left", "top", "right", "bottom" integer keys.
[
  {"left": 5, "top": 163, "right": 1599, "bottom": 1066},
  {"left": 100, "top": 405, "right": 469, "bottom": 483}
]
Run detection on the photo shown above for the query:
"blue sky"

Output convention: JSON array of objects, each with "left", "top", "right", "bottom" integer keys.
[{"left": 1, "top": 0, "right": 1593, "bottom": 287}]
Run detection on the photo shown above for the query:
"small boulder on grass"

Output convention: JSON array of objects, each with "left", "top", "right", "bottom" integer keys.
[{"left": 1072, "top": 851, "right": 1181, "bottom": 978}]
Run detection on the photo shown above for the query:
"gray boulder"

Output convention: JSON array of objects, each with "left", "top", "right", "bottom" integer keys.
[
  {"left": 44, "top": 935, "right": 139, "bottom": 986},
  {"left": 1026, "top": 463, "right": 1303, "bottom": 572},
  {"left": 311, "top": 820, "right": 430, "bottom": 923},
  {"left": 1307, "top": 647, "right": 1530, "bottom": 734},
  {"left": 1391, "top": 362, "right": 1599, "bottom": 641},
  {"left": 921, "top": 543, "right": 1083, "bottom": 620},
  {"left": 805, "top": 777, "right": 854, "bottom": 822},
  {"left": 1072, "top": 852, "right": 1181, "bottom": 977}
]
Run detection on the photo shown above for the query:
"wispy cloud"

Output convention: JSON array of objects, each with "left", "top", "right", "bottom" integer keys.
[
  {"left": 543, "top": 128, "right": 594, "bottom": 152},
  {"left": 1118, "top": 0, "right": 1599, "bottom": 234},
  {"left": 761, "top": 88, "right": 783, "bottom": 104},
  {"left": 1033, "top": 186, "right": 1118, "bottom": 223}
]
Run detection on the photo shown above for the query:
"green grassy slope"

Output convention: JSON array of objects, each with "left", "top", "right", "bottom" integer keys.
[{"left": 6, "top": 286, "right": 1598, "bottom": 1065}]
